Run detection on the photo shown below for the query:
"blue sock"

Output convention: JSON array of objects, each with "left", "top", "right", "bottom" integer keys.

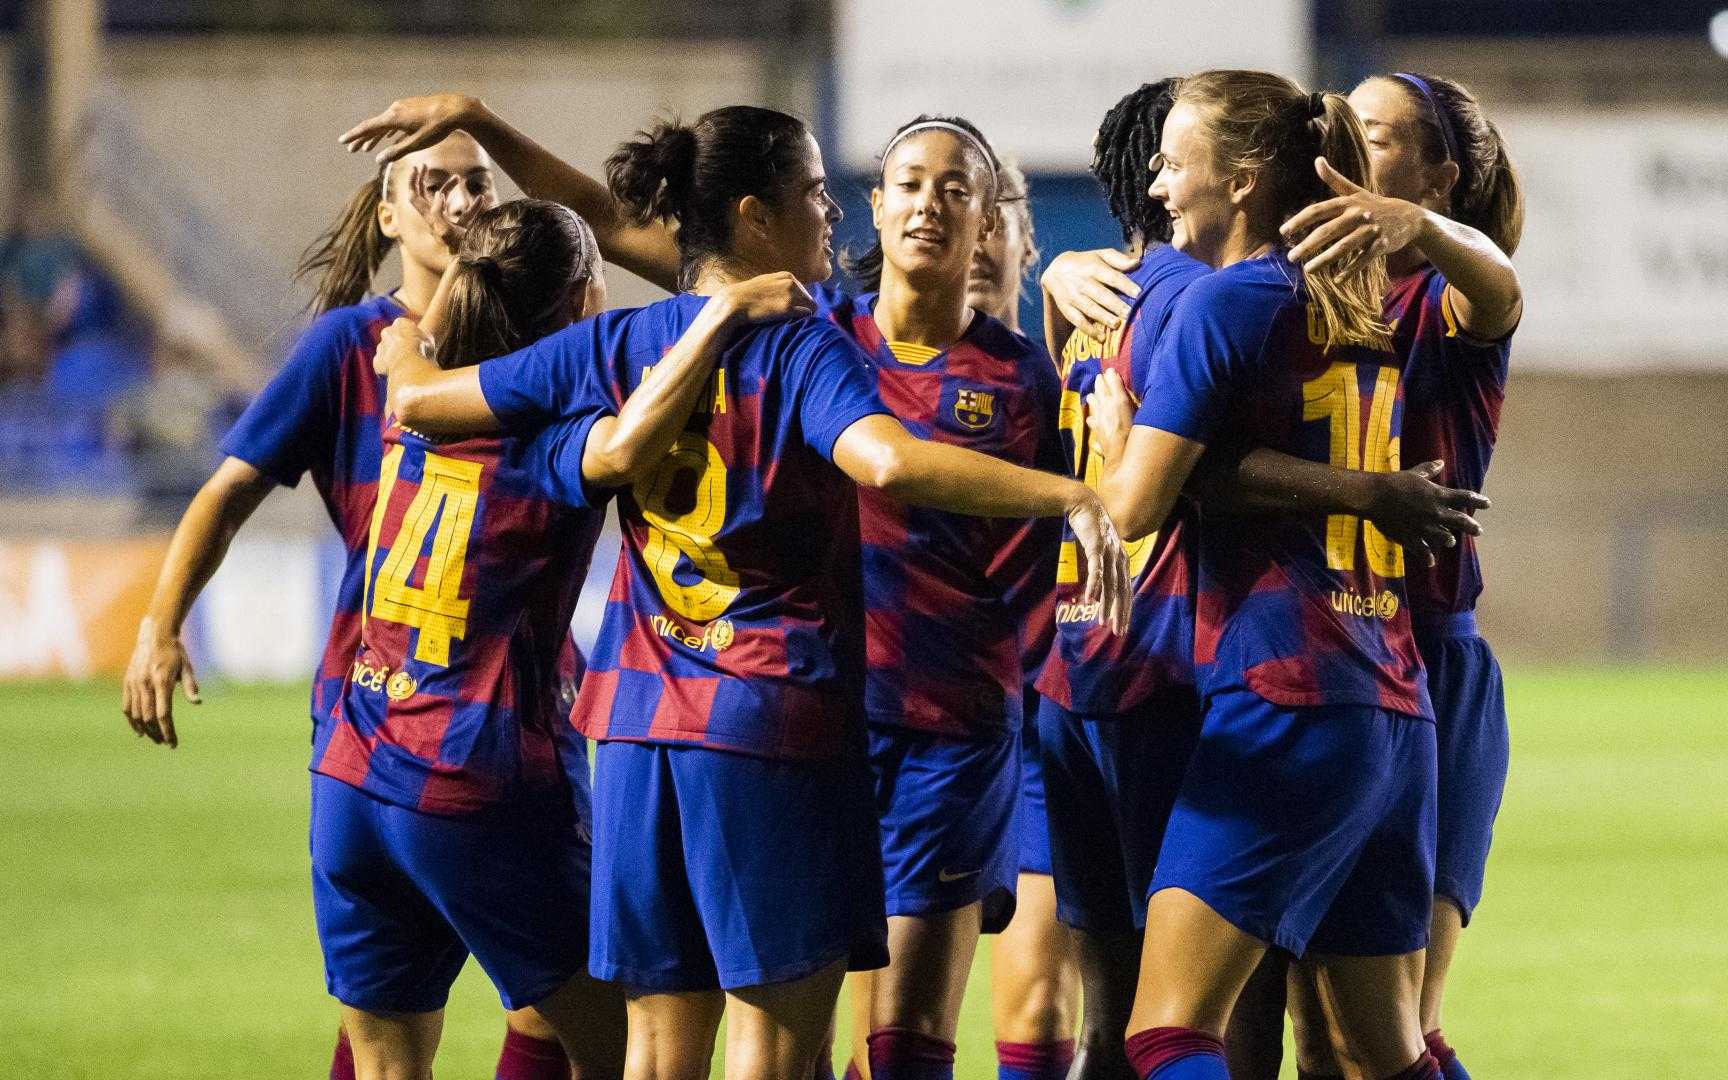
[
  {"left": 1124, "top": 1027, "right": 1229, "bottom": 1080},
  {"left": 868, "top": 1027, "right": 955, "bottom": 1080},
  {"left": 997, "top": 1039, "right": 1075, "bottom": 1080}
]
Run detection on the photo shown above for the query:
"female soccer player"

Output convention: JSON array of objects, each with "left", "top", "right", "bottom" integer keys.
[
  {"left": 962, "top": 159, "right": 1087, "bottom": 1080},
  {"left": 119, "top": 133, "right": 595, "bottom": 1080},
  {"left": 1088, "top": 70, "right": 1443, "bottom": 1080},
  {"left": 369, "top": 105, "right": 1130, "bottom": 1080},
  {"left": 1273, "top": 73, "right": 1523, "bottom": 1080}
]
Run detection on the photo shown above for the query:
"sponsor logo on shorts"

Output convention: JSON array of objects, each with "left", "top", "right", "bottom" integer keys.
[
  {"left": 1329, "top": 588, "right": 1400, "bottom": 621},
  {"left": 651, "top": 613, "right": 736, "bottom": 653}
]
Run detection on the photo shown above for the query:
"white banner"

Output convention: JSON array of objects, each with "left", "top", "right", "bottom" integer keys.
[
  {"left": 834, "top": 0, "right": 1312, "bottom": 172},
  {"left": 1496, "top": 109, "right": 1728, "bottom": 371}
]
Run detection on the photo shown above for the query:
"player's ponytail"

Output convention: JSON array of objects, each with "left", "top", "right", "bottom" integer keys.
[
  {"left": 1091, "top": 79, "right": 1180, "bottom": 246},
  {"left": 1384, "top": 73, "right": 1525, "bottom": 256},
  {"left": 1177, "top": 70, "right": 1389, "bottom": 351},
  {"left": 606, "top": 105, "right": 812, "bottom": 284},
  {"left": 295, "top": 165, "right": 395, "bottom": 314},
  {"left": 846, "top": 112, "right": 1001, "bottom": 293},
  {"left": 433, "top": 199, "right": 600, "bottom": 370}
]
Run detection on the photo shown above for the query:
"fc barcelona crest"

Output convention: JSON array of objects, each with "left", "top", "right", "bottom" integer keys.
[{"left": 954, "top": 388, "right": 996, "bottom": 430}]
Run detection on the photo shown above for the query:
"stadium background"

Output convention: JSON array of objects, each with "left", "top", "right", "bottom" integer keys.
[{"left": 0, "top": 0, "right": 1723, "bottom": 1075}]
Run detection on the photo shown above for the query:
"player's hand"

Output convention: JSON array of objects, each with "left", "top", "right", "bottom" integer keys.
[
  {"left": 375, "top": 317, "right": 432, "bottom": 378},
  {"left": 1084, "top": 368, "right": 1136, "bottom": 466},
  {"left": 408, "top": 164, "right": 476, "bottom": 254},
  {"left": 340, "top": 93, "right": 487, "bottom": 164},
  {"left": 1065, "top": 490, "right": 1132, "bottom": 636},
  {"left": 1362, "top": 459, "right": 1490, "bottom": 568},
  {"left": 1041, "top": 248, "right": 1141, "bottom": 342},
  {"left": 122, "top": 618, "right": 200, "bottom": 749},
  {"left": 1280, "top": 158, "right": 1427, "bottom": 274},
  {"left": 713, "top": 272, "right": 816, "bottom": 327}
]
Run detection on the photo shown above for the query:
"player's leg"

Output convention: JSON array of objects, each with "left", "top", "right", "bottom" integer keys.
[
  {"left": 342, "top": 1006, "right": 446, "bottom": 1080},
  {"left": 992, "top": 710, "right": 1079, "bottom": 1080},
  {"left": 846, "top": 971, "right": 875, "bottom": 1080},
  {"left": 991, "top": 875, "right": 1079, "bottom": 1080},
  {"left": 496, "top": 1007, "right": 576, "bottom": 1080},
  {"left": 726, "top": 958, "right": 852, "bottom": 1080},
  {"left": 623, "top": 989, "right": 727, "bottom": 1080},
  {"left": 1418, "top": 631, "right": 1509, "bottom": 1080},
  {"left": 1284, "top": 959, "right": 1348, "bottom": 1079},
  {"left": 1125, "top": 694, "right": 1432, "bottom": 1079},
  {"left": 865, "top": 725, "right": 1020, "bottom": 1080},
  {"left": 332, "top": 1024, "right": 355, "bottom": 1079},
  {"left": 309, "top": 775, "right": 470, "bottom": 1080},
  {"left": 1222, "top": 950, "right": 1288, "bottom": 1080}
]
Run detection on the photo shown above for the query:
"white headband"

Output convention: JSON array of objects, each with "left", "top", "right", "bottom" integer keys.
[{"left": 880, "top": 121, "right": 998, "bottom": 182}]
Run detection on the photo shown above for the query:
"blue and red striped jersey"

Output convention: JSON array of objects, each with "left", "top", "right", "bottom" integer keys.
[
  {"left": 822, "top": 291, "right": 1063, "bottom": 739},
  {"left": 319, "top": 417, "right": 608, "bottom": 815},
  {"left": 477, "top": 293, "right": 891, "bottom": 761},
  {"left": 1136, "top": 253, "right": 1431, "bottom": 719},
  {"left": 1385, "top": 267, "right": 1511, "bottom": 621},
  {"left": 219, "top": 294, "right": 402, "bottom": 750},
  {"left": 1034, "top": 245, "right": 1209, "bottom": 716}
]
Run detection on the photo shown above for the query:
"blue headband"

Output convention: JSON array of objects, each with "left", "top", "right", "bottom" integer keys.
[{"left": 1392, "top": 73, "right": 1459, "bottom": 165}]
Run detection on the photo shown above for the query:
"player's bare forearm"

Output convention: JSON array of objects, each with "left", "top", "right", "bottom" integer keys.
[
  {"left": 582, "top": 297, "right": 738, "bottom": 487},
  {"left": 1414, "top": 212, "right": 1521, "bottom": 340},
  {"left": 1042, "top": 286, "right": 1075, "bottom": 360},
  {"left": 833, "top": 415, "right": 1088, "bottom": 518},
  {"left": 381, "top": 320, "right": 498, "bottom": 436},
  {"left": 142, "top": 458, "right": 274, "bottom": 637},
  {"left": 1190, "top": 446, "right": 1378, "bottom": 517},
  {"left": 1098, "top": 426, "right": 1204, "bottom": 541},
  {"left": 460, "top": 103, "right": 682, "bottom": 292}
]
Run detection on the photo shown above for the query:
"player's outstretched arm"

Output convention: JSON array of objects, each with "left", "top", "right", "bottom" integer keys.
[
  {"left": 341, "top": 94, "right": 682, "bottom": 292},
  {"left": 583, "top": 273, "right": 814, "bottom": 488},
  {"left": 1039, "top": 248, "right": 1141, "bottom": 348},
  {"left": 122, "top": 458, "right": 275, "bottom": 748},
  {"left": 831, "top": 415, "right": 1131, "bottom": 634},
  {"left": 1088, "top": 369, "right": 1206, "bottom": 545},
  {"left": 1189, "top": 450, "right": 1489, "bottom": 565},
  {"left": 1281, "top": 157, "right": 1521, "bottom": 339}
]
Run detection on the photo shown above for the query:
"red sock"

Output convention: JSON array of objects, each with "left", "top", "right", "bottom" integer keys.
[
  {"left": 844, "top": 1061, "right": 866, "bottom": 1080},
  {"left": 1380, "top": 1052, "right": 1441, "bottom": 1080},
  {"left": 330, "top": 1028, "right": 355, "bottom": 1080},
  {"left": 868, "top": 1027, "right": 956, "bottom": 1080},
  {"left": 1124, "top": 1027, "right": 1227, "bottom": 1078},
  {"left": 1423, "top": 1031, "right": 1457, "bottom": 1071},
  {"left": 996, "top": 1039, "right": 1076, "bottom": 1080},
  {"left": 495, "top": 1026, "right": 569, "bottom": 1080}
]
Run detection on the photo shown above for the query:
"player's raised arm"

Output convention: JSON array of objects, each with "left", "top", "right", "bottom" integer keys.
[
  {"left": 341, "top": 93, "right": 683, "bottom": 292},
  {"left": 122, "top": 458, "right": 273, "bottom": 747}
]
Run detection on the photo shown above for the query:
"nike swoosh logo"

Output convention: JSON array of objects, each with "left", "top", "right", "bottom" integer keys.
[{"left": 938, "top": 867, "right": 982, "bottom": 883}]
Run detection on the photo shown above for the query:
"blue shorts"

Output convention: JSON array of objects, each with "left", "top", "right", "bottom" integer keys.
[
  {"left": 309, "top": 774, "right": 590, "bottom": 1013},
  {"left": 1418, "top": 614, "right": 1508, "bottom": 925},
  {"left": 590, "top": 741, "right": 889, "bottom": 992},
  {"left": 1016, "top": 692, "right": 1054, "bottom": 877},
  {"left": 869, "top": 722, "right": 1020, "bottom": 933},
  {"left": 1150, "top": 690, "right": 1437, "bottom": 957},
  {"left": 1037, "top": 688, "right": 1201, "bottom": 933}
]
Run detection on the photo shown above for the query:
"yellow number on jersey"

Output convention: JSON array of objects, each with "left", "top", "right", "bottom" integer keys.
[
  {"left": 1055, "top": 340, "right": 1156, "bottom": 585},
  {"left": 633, "top": 431, "right": 740, "bottom": 622},
  {"left": 363, "top": 445, "right": 483, "bottom": 666},
  {"left": 1302, "top": 362, "right": 1404, "bottom": 577}
]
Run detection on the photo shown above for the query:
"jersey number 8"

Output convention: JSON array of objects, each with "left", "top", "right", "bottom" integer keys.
[{"left": 633, "top": 431, "right": 741, "bottom": 622}]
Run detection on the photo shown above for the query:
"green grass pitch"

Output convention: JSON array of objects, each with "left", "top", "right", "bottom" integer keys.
[{"left": 3, "top": 668, "right": 1724, "bottom": 1078}]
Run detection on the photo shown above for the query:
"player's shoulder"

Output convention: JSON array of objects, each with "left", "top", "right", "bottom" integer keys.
[
  {"left": 297, "top": 294, "right": 404, "bottom": 354},
  {"left": 1172, "top": 253, "right": 1297, "bottom": 325},
  {"left": 1384, "top": 265, "right": 1446, "bottom": 323},
  {"left": 1133, "top": 243, "right": 1211, "bottom": 293}
]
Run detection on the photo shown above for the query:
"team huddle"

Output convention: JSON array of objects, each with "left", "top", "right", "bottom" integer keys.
[{"left": 121, "top": 63, "right": 1522, "bottom": 1080}]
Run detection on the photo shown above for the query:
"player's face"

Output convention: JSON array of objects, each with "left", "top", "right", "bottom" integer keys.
[
  {"left": 1350, "top": 78, "right": 1454, "bottom": 218},
  {"left": 966, "top": 201, "right": 1029, "bottom": 322},
  {"left": 757, "top": 132, "right": 841, "bottom": 285},
  {"left": 1149, "top": 102, "right": 1233, "bottom": 267},
  {"left": 378, "top": 132, "right": 499, "bottom": 276},
  {"left": 873, "top": 131, "right": 997, "bottom": 288}
]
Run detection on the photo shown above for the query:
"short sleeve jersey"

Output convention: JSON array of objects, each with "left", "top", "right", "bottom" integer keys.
[
  {"left": 477, "top": 293, "right": 892, "bottom": 761},
  {"left": 317, "top": 415, "right": 608, "bottom": 816},
  {"left": 1034, "top": 245, "right": 1211, "bottom": 716},
  {"left": 1136, "top": 253, "right": 1431, "bottom": 719},
  {"left": 219, "top": 294, "right": 402, "bottom": 749},
  {"left": 1386, "top": 267, "right": 1512, "bottom": 622},
  {"left": 821, "top": 290, "right": 1063, "bottom": 740}
]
